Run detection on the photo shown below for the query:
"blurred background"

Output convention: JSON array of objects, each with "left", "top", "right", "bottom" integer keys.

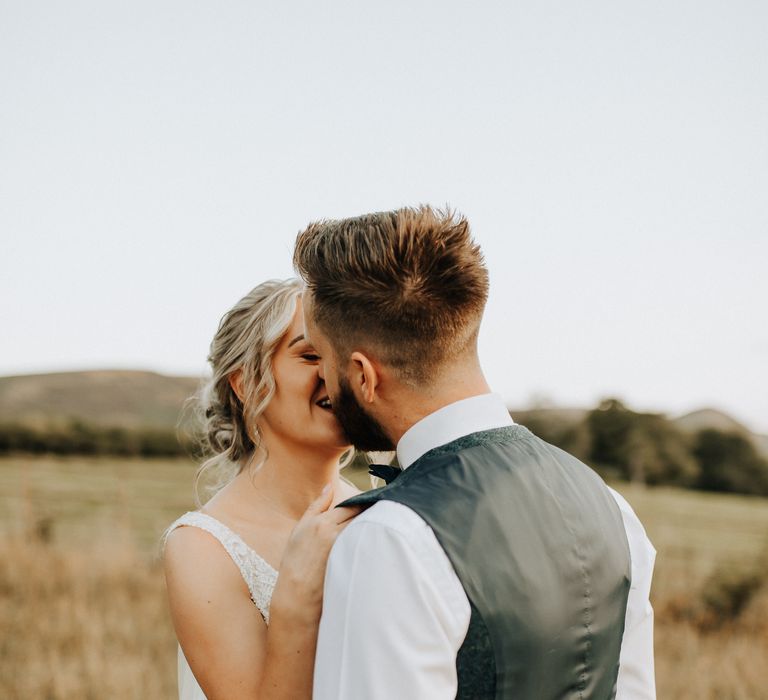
[{"left": 1, "top": 1, "right": 766, "bottom": 698}]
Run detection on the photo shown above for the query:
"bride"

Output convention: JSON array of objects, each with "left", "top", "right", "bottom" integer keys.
[{"left": 163, "top": 278, "right": 362, "bottom": 699}]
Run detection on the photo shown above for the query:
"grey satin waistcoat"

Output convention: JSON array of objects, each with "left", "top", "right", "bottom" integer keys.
[{"left": 341, "top": 425, "right": 631, "bottom": 699}]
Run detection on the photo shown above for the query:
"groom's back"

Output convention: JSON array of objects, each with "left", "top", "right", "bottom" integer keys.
[
  {"left": 362, "top": 425, "right": 631, "bottom": 699},
  {"left": 295, "top": 206, "right": 642, "bottom": 698}
]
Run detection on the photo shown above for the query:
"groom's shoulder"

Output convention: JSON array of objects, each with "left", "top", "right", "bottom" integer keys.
[
  {"left": 330, "top": 500, "right": 464, "bottom": 594},
  {"left": 352, "top": 499, "right": 431, "bottom": 536},
  {"left": 336, "top": 500, "right": 437, "bottom": 554}
]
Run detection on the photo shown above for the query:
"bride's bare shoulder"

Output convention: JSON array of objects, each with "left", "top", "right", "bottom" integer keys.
[
  {"left": 163, "top": 520, "right": 268, "bottom": 698},
  {"left": 163, "top": 523, "right": 250, "bottom": 600}
]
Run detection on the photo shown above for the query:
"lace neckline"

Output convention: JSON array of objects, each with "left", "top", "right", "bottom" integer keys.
[
  {"left": 166, "top": 510, "right": 279, "bottom": 624},
  {"left": 188, "top": 510, "right": 279, "bottom": 575}
]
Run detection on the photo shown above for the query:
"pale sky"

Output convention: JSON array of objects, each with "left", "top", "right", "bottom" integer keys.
[{"left": 2, "top": 1, "right": 767, "bottom": 432}]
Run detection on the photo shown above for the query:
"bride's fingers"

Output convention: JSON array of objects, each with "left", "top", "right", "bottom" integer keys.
[
  {"left": 330, "top": 505, "right": 364, "bottom": 525},
  {"left": 333, "top": 515, "right": 362, "bottom": 533}
]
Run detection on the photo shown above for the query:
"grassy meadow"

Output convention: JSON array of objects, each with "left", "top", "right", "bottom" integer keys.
[{"left": 1, "top": 455, "right": 767, "bottom": 699}]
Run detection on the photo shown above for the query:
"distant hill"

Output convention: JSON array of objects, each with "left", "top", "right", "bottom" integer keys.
[
  {"left": 673, "top": 408, "right": 751, "bottom": 434},
  {"left": 0, "top": 370, "right": 201, "bottom": 430},
  {"left": 674, "top": 408, "right": 768, "bottom": 458}
]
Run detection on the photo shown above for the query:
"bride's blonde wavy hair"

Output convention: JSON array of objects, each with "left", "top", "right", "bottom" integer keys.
[{"left": 191, "top": 278, "right": 305, "bottom": 506}]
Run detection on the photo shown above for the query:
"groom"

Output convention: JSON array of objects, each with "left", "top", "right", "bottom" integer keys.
[{"left": 293, "top": 206, "right": 656, "bottom": 699}]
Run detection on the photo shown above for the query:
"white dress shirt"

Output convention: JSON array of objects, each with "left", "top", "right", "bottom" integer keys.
[{"left": 314, "top": 393, "right": 656, "bottom": 699}]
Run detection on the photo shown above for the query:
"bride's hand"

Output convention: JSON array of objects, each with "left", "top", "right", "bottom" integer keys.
[{"left": 271, "top": 485, "right": 362, "bottom": 624}]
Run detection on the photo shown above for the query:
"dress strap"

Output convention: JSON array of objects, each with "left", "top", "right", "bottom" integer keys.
[{"left": 164, "top": 511, "right": 278, "bottom": 624}]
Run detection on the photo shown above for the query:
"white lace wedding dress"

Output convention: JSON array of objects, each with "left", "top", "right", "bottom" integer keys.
[{"left": 164, "top": 511, "right": 279, "bottom": 700}]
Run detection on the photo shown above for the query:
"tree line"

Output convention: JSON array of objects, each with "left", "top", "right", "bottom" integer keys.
[
  {"left": 518, "top": 398, "right": 768, "bottom": 497},
  {"left": 0, "top": 420, "right": 192, "bottom": 458},
  {"left": 2, "top": 399, "right": 767, "bottom": 497}
]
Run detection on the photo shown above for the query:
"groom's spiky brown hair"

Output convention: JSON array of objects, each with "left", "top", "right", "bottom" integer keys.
[{"left": 293, "top": 205, "right": 489, "bottom": 384}]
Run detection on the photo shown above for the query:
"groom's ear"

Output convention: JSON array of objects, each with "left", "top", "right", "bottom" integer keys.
[{"left": 349, "top": 351, "right": 380, "bottom": 403}]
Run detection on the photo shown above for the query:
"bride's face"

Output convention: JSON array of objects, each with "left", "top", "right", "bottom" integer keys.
[{"left": 257, "top": 299, "right": 350, "bottom": 454}]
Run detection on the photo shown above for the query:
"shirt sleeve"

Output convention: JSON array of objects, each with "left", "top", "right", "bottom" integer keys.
[
  {"left": 312, "top": 501, "right": 471, "bottom": 700},
  {"left": 608, "top": 487, "right": 657, "bottom": 700}
]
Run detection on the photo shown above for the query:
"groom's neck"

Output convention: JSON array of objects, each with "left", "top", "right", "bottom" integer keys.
[{"left": 384, "top": 359, "right": 492, "bottom": 446}]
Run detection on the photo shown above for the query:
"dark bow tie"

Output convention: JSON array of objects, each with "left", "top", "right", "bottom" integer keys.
[{"left": 368, "top": 463, "right": 403, "bottom": 485}]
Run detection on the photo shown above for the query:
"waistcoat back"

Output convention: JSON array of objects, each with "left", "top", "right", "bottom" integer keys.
[{"left": 343, "top": 426, "right": 631, "bottom": 699}]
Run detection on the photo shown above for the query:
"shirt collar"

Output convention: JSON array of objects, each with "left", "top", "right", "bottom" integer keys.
[{"left": 396, "top": 392, "right": 515, "bottom": 469}]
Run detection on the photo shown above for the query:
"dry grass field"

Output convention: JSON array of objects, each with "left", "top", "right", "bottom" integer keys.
[{"left": 1, "top": 455, "right": 767, "bottom": 699}]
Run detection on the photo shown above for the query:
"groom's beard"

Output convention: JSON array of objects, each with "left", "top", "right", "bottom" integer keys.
[{"left": 332, "top": 376, "right": 395, "bottom": 452}]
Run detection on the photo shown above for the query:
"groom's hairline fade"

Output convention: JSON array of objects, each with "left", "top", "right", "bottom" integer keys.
[{"left": 292, "top": 205, "right": 489, "bottom": 385}]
